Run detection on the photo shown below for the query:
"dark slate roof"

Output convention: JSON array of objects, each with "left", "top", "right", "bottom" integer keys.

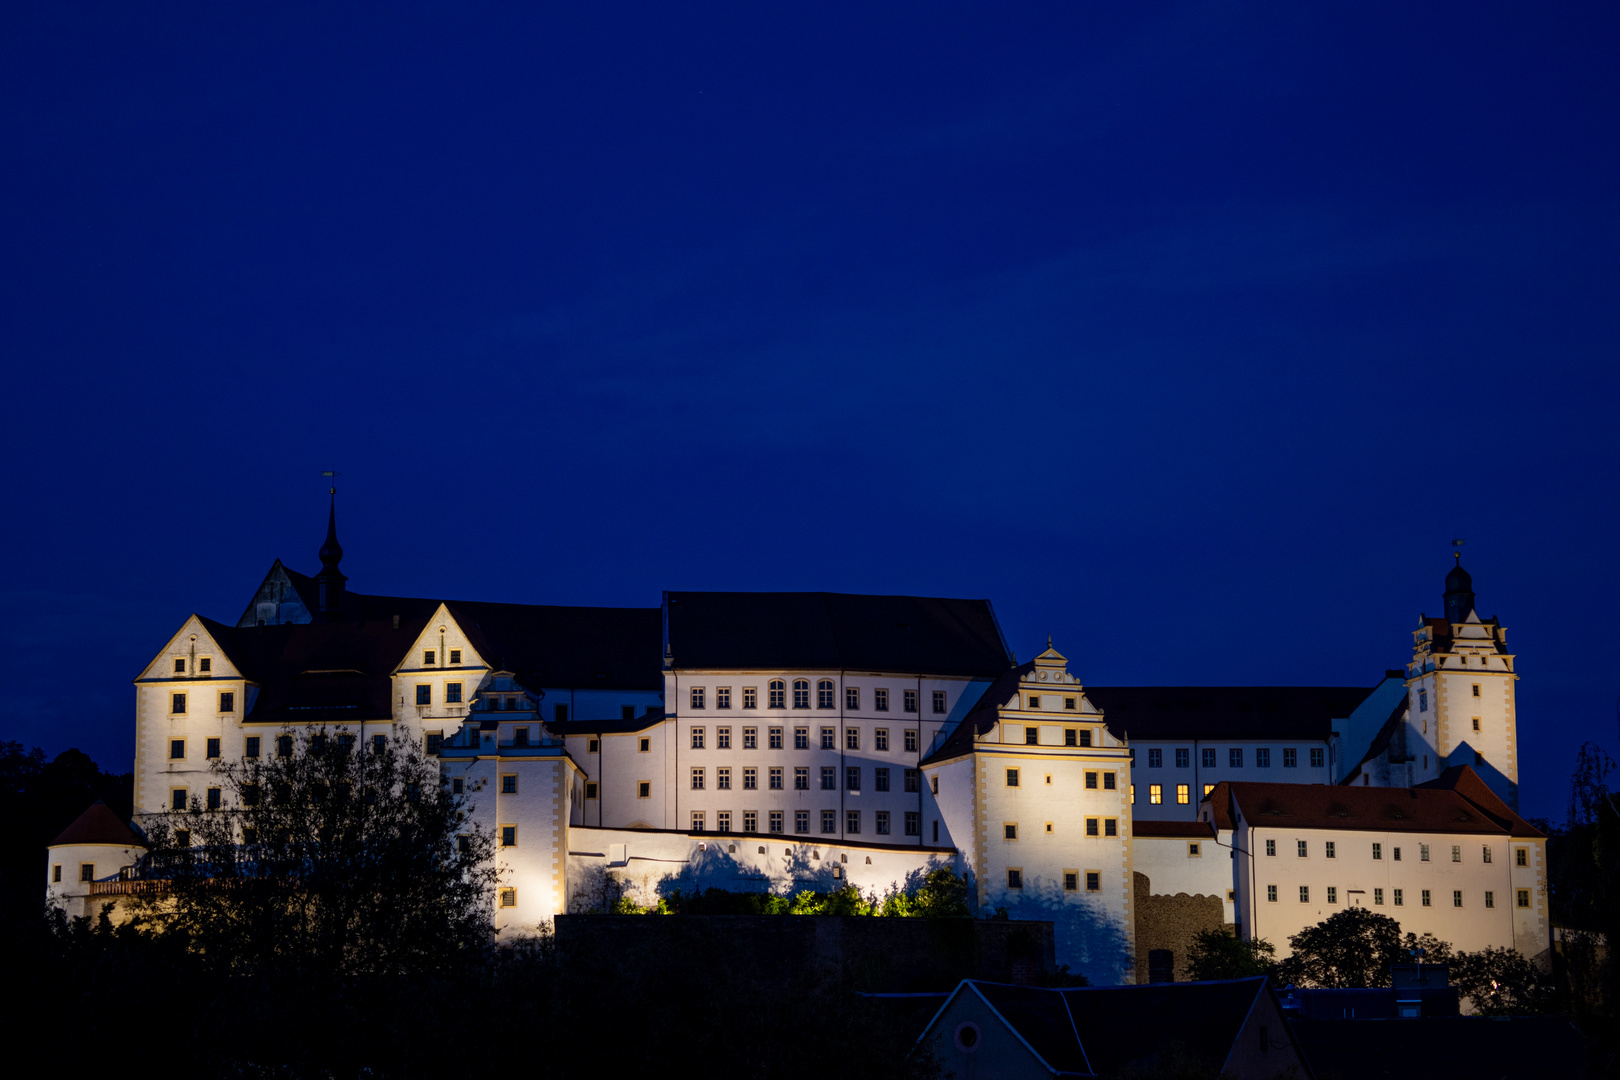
[
  {"left": 961, "top": 978, "right": 1277, "bottom": 1077},
  {"left": 1082, "top": 685, "right": 1378, "bottom": 742},
  {"left": 1132, "top": 820, "right": 1216, "bottom": 839},
  {"left": 1209, "top": 767, "right": 1542, "bottom": 838},
  {"left": 554, "top": 707, "right": 667, "bottom": 736},
  {"left": 920, "top": 662, "right": 1031, "bottom": 766},
  {"left": 663, "top": 591, "right": 1013, "bottom": 676},
  {"left": 442, "top": 600, "right": 662, "bottom": 691},
  {"left": 52, "top": 801, "right": 144, "bottom": 848}
]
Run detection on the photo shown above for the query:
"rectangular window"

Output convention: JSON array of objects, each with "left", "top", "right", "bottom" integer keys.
[
  {"left": 716, "top": 687, "right": 731, "bottom": 709},
  {"left": 1300, "top": 885, "right": 1310, "bottom": 903},
  {"left": 1064, "top": 729, "right": 1077, "bottom": 747},
  {"left": 1373, "top": 843, "right": 1383, "bottom": 860},
  {"left": 905, "top": 811, "right": 920, "bottom": 836},
  {"left": 1473, "top": 717, "right": 1481, "bottom": 731},
  {"left": 1064, "top": 871, "right": 1078, "bottom": 892},
  {"left": 1485, "top": 890, "right": 1495, "bottom": 908},
  {"left": 691, "top": 728, "right": 705, "bottom": 750},
  {"left": 1267, "top": 884, "right": 1278, "bottom": 903},
  {"left": 1394, "top": 847, "right": 1402, "bottom": 862},
  {"left": 1148, "top": 748, "right": 1162, "bottom": 768},
  {"left": 1256, "top": 748, "right": 1271, "bottom": 768},
  {"left": 690, "top": 687, "right": 706, "bottom": 710},
  {"left": 845, "top": 766, "right": 860, "bottom": 791},
  {"left": 846, "top": 727, "right": 860, "bottom": 751},
  {"left": 1025, "top": 726, "right": 1039, "bottom": 746},
  {"left": 205, "top": 737, "right": 220, "bottom": 759},
  {"left": 820, "top": 728, "right": 834, "bottom": 750},
  {"left": 1175, "top": 748, "right": 1189, "bottom": 768},
  {"left": 1176, "top": 784, "right": 1189, "bottom": 804},
  {"left": 1086, "top": 872, "right": 1100, "bottom": 892},
  {"left": 1086, "top": 818, "right": 1099, "bottom": 837},
  {"left": 1516, "top": 848, "right": 1528, "bottom": 867},
  {"left": 795, "top": 727, "right": 809, "bottom": 750},
  {"left": 875, "top": 688, "right": 889, "bottom": 712},
  {"left": 206, "top": 787, "right": 221, "bottom": 811},
  {"left": 1229, "top": 748, "right": 1243, "bottom": 768},
  {"left": 1452, "top": 845, "right": 1462, "bottom": 863},
  {"left": 1103, "top": 773, "right": 1115, "bottom": 790},
  {"left": 873, "top": 810, "right": 889, "bottom": 835},
  {"left": 718, "top": 812, "right": 733, "bottom": 832},
  {"left": 903, "top": 690, "right": 918, "bottom": 713},
  {"left": 692, "top": 812, "right": 705, "bottom": 832},
  {"left": 691, "top": 768, "right": 705, "bottom": 791},
  {"left": 415, "top": 685, "right": 431, "bottom": 706},
  {"left": 1149, "top": 784, "right": 1162, "bottom": 804},
  {"left": 796, "top": 810, "right": 810, "bottom": 834},
  {"left": 743, "top": 687, "right": 758, "bottom": 709},
  {"left": 1422, "top": 890, "right": 1432, "bottom": 907},
  {"left": 1005, "top": 822, "right": 1018, "bottom": 840},
  {"left": 584, "top": 782, "right": 598, "bottom": 800},
  {"left": 904, "top": 768, "right": 920, "bottom": 793},
  {"left": 1079, "top": 729, "right": 1092, "bottom": 747},
  {"left": 1266, "top": 839, "right": 1276, "bottom": 856},
  {"left": 743, "top": 767, "right": 758, "bottom": 791},
  {"left": 1064, "top": 697, "right": 1076, "bottom": 710},
  {"left": 219, "top": 691, "right": 234, "bottom": 713},
  {"left": 769, "top": 682, "right": 786, "bottom": 709},
  {"left": 1085, "top": 771, "right": 1097, "bottom": 790},
  {"left": 1420, "top": 844, "right": 1430, "bottom": 862},
  {"left": 875, "top": 728, "right": 889, "bottom": 751},
  {"left": 875, "top": 767, "right": 890, "bottom": 792},
  {"left": 425, "top": 732, "right": 442, "bottom": 756},
  {"left": 1483, "top": 845, "right": 1493, "bottom": 863},
  {"left": 1473, "top": 683, "right": 1481, "bottom": 697},
  {"left": 1325, "top": 841, "right": 1336, "bottom": 859},
  {"left": 1006, "top": 768, "right": 1020, "bottom": 787},
  {"left": 904, "top": 729, "right": 918, "bottom": 752},
  {"left": 1518, "top": 889, "right": 1531, "bottom": 908},
  {"left": 794, "top": 681, "right": 810, "bottom": 709},
  {"left": 769, "top": 726, "right": 783, "bottom": 749},
  {"left": 424, "top": 650, "right": 435, "bottom": 666},
  {"left": 933, "top": 690, "right": 946, "bottom": 714},
  {"left": 1104, "top": 818, "right": 1117, "bottom": 837},
  {"left": 821, "top": 767, "right": 836, "bottom": 791},
  {"left": 1310, "top": 748, "right": 1325, "bottom": 768},
  {"left": 847, "top": 810, "right": 861, "bottom": 834},
  {"left": 274, "top": 734, "right": 293, "bottom": 759},
  {"left": 793, "top": 767, "right": 807, "bottom": 790},
  {"left": 716, "top": 727, "right": 731, "bottom": 749},
  {"left": 445, "top": 682, "right": 462, "bottom": 704},
  {"left": 716, "top": 767, "right": 731, "bottom": 790},
  {"left": 1454, "top": 890, "right": 1464, "bottom": 908},
  {"left": 821, "top": 810, "right": 836, "bottom": 834},
  {"left": 1327, "top": 886, "right": 1337, "bottom": 903},
  {"left": 1375, "top": 888, "right": 1385, "bottom": 905},
  {"left": 846, "top": 686, "right": 860, "bottom": 710},
  {"left": 1028, "top": 695, "right": 1041, "bottom": 710},
  {"left": 768, "top": 766, "right": 784, "bottom": 790},
  {"left": 1202, "top": 748, "right": 1217, "bottom": 769},
  {"left": 744, "top": 727, "right": 758, "bottom": 750},
  {"left": 447, "top": 649, "right": 460, "bottom": 664},
  {"left": 637, "top": 781, "right": 650, "bottom": 798},
  {"left": 501, "top": 826, "right": 516, "bottom": 847},
  {"left": 373, "top": 734, "right": 387, "bottom": 754},
  {"left": 817, "top": 682, "right": 834, "bottom": 709},
  {"left": 502, "top": 774, "right": 518, "bottom": 794},
  {"left": 1007, "top": 868, "right": 1022, "bottom": 889},
  {"left": 743, "top": 811, "right": 757, "bottom": 832},
  {"left": 931, "top": 775, "right": 939, "bottom": 795},
  {"left": 245, "top": 736, "right": 260, "bottom": 759},
  {"left": 1283, "top": 748, "right": 1297, "bottom": 768},
  {"left": 1298, "top": 840, "right": 1308, "bottom": 858},
  {"left": 172, "top": 693, "right": 187, "bottom": 714}
]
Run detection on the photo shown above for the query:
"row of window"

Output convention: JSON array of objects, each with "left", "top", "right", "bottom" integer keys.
[
  {"left": 997, "top": 818, "right": 1120, "bottom": 840},
  {"left": 1263, "top": 839, "right": 1518, "bottom": 865},
  {"left": 168, "top": 691, "right": 235, "bottom": 714},
  {"left": 1001, "top": 767, "right": 1119, "bottom": 790},
  {"left": 171, "top": 657, "right": 214, "bottom": 674},
  {"left": 167, "top": 733, "right": 394, "bottom": 762},
  {"left": 688, "top": 682, "right": 946, "bottom": 713},
  {"left": 690, "top": 765, "right": 921, "bottom": 792},
  {"left": 1020, "top": 694, "right": 1079, "bottom": 711},
  {"left": 1013, "top": 727, "right": 1098, "bottom": 747},
  {"left": 1142, "top": 747, "right": 1325, "bottom": 769},
  {"left": 1005, "top": 869, "right": 1103, "bottom": 892},
  {"left": 420, "top": 649, "right": 463, "bottom": 666},
  {"left": 1264, "top": 884, "right": 1532, "bottom": 909},
  {"left": 685, "top": 809, "right": 925, "bottom": 836},
  {"left": 689, "top": 726, "right": 923, "bottom": 753}
]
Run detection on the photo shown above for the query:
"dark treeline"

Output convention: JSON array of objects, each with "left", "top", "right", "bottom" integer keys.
[{"left": 0, "top": 742, "right": 130, "bottom": 926}]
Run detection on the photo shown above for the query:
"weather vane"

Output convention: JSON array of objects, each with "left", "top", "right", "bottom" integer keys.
[
  {"left": 1450, "top": 537, "right": 1466, "bottom": 563},
  {"left": 322, "top": 468, "right": 340, "bottom": 495}
]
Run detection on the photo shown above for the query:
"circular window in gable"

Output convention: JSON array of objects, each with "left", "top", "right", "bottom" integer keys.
[{"left": 954, "top": 1021, "right": 982, "bottom": 1053}]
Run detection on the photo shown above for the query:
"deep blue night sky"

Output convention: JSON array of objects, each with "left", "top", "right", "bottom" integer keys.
[{"left": 2, "top": 3, "right": 1616, "bottom": 820}]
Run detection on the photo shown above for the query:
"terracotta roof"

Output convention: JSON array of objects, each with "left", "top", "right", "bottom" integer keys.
[
  {"left": 1213, "top": 768, "right": 1541, "bottom": 837},
  {"left": 1132, "top": 820, "right": 1216, "bottom": 839},
  {"left": 51, "top": 801, "right": 144, "bottom": 848},
  {"left": 663, "top": 591, "right": 1013, "bottom": 676},
  {"left": 1083, "top": 685, "right": 1377, "bottom": 741}
]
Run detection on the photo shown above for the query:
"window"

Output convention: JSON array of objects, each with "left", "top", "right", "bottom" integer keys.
[
  {"left": 904, "top": 729, "right": 918, "bottom": 752},
  {"left": 1267, "top": 885, "right": 1278, "bottom": 903},
  {"left": 1472, "top": 683, "right": 1481, "bottom": 697},
  {"left": 1176, "top": 784, "right": 1189, "bottom": 804},
  {"left": 933, "top": 691, "right": 946, "bottom": 714},
  {"left": 499, "top": 826, "right": 516, "bottom": 847},
  {"left": 173, "top": 658, "right": 186, "bottom": 673},
  {"left": 1103, "top": 773, "right": 1116, "bottom": 790},
  {"left": 793, "top": 767, "right": 807, "bottom": 790},
  {"left": 768, "top": 680, "right": 785, "bottom": 708},
  {"left": 1373, "top": 843, "right": 1383, "bottom": 860},
  {"left": 587, "top": 738, "right": 600, "bottom": 754},
  {"left": 80, "top": 862, "right": 97, "bottom": 882},
  {"left": 716, "top": 687, "right": 731, "bottom": 709},
  {"left": 743, "top": 811, "right": 757, "bottom": 832},
  {"left": 795, "top": 727, "right": 809, "bottom": 750},
  {"left": 1324, "top": 841, "right": 1336, "bottom": 859},
  {"left": 1079, "top": 730, "right": 1092, "bottom": 747},
  {"left": 716, "top": 727, "right": 731, "bottom": 749},
  {"left": 1452, "top": 845, "right": 1462, "bottom": 863},
  {"left": 691, "top": 728, "right": 705, "bottom": 750},
  {"left": 639, "top": 738, "right": 650, "bottom": 753},
  {"left": 1006, "top": 768, "right": 1019, "bottom": 787},
  {"left": 1027, "top": 695, "right": 1041, "bottom": 710},
  {"left": 167, "top": 738, "right": 184, "bottom": 761},
  {"left": 1283, "top": 748, "right": 1297, "bottom": 768},
  {"left": 201, "top": 737, "right": 219, "bottom": 761},
  {"left": 764, "top": 766, "right": 781, "bottom": 790},
  {"left": 1147, "top": 748, "right": 1162, "bottom": 768},
  {"left": 1485, "top": 890, "right": 1495, "bottom": 908},
  {"left": 1473, "top": 717, "right": 1481, "bottom": 731},
  {"left": 1004, "top": 823, "right": 1018, "bottom": 840},
  {"left": 423, "top": 650, "right": 436, "bottom": 666},
  {"left": 744, "top": 687, "right": 758, "bottom": 709},
  {"left": 1024, "top": 726, "right": 1038, "bottom": 746},
  {"left": 1327, "top": 886, "right": 1337, "bottom": 903},
  {"left": 820, "top": 728, "right": 834, "bottom": 750},
  {"left": 1085, "top": 771, "right": 1097, "bottom": 790},
  {"left": 1104, "top": 819, "right": 1118, "bottom": 837},
  {"left": 425, "top": 732, "right": 442, "bottom": 756},
  {"left": 245, "top": 736, "right": 260, "bottom": 759},
  {"left": 1086, "top": 872, "right": 1100, "bottom": 892},
  {"left": 903, "top": 690, "right": 918, "bottom": 713},
  {"left": 1203, "top": 784, "right": 1214, "bottom": 796},
  {"left": 1375, "top": 888, "right": 1385, "bottom": 905},
  {"left": 817, "top": 680, "right": 834, "bottom": 709},
  {"left": 1419, "top": 689, "right": 1428, "bottom": 712},
  {"left": 1006, "top": 868, "right": 1022, "bottom": 889},
  {"left": 692, "top": 812, "right": 706, "bottom": 832},
  {"left": 875, "top": 728, "right": 889, "bottom": 751},
  {"left": 793, "top": 679, "right": 810, "bottom": 708},
  {"left": 637, "top": 782, "right": 651, "bottom": 799},
  {"left": 1065, "top": 729, "right": 1077, "bottom": 747},
  {"left": 1202, "top": 748, "right": 1217, "bottom": 769},
  {"left": 1175, "top": 748, "right": 1189, "bottom": 768},
  {"left": 205, "top": 787, "right": 221, "bottom": 811},
  {"left": 1454, "top": 890, "right": 1464, "bottom": 908},
  {"left": 1229, "top": 748, "right": 1243, "bottom": 768},
  {"left": 821, "top": 810, "right": 836, "bottom": 834},
  {"left": 743, "top": 767, "right": 758, "bottom": 791},
  {"left": 904, "top": 768, "right": 920, "bottom": 793},
  {"left": 845, "top": 766, "right": 860, "bottom": 791},
  {"left": 875, "top": 688, "right": 889, "bottom": 712},
  {"left": 1516, "top": 847, "right": 1528, "bottom": 867},
  {"left": 1393, "top": 847, "right": 1403, "bottom": 862},
  {"left": 1422, "top": 890, "right": 1432, "bottom": 907},
  {"left": 1086, "top": 817, "right": 1100, "bottom": 837},
  {"left": 821, "top": 767, "right": 836, "bottom": 791},
  {"left": 846, "top": 727, "right": 860, "bottom": 751},
  {"left": 277, "top": 735, "right": 294, "bottom": 758},
  {"left": 691, "top": 768, "right": 705, "bottom": 791},
  {"left": 1420, "top": 844, "right": 1430, "bottom": 862},
  {"left": 1188, "top": 842, "right": 1200, "bottom": 856},
  {"left": 1300, "top": 886, "right": 1310, "bottom": 903},
  {"left": 1298, "top": 840, "right": 1308, "bottom": 858},
  {"left": 584, "top": 782, "right": 598, "bottom": 800},
  {"left": 865, "top": 809, "right": 885, "bottom": 835},
  {"left": 415, "top": 685, "right": 431, "bottom": 706},
  {"left": 445, "top": 682, "right": 463, "bottom": 704},
  {"left": 717, "top": 767, "right": 732, "bottom": 789},
  {"left": 1310, "top": 748, "right": 1325, "bottom": 768},
  {"left": 1256, "top": 748, "right": 1271, "bottom": 768},
  {"left": 875, "top": 767, "right": 890, "bottom": 792},
  {"left": 905, "top": 811, "right": 920, "bottom": 836},
  {"left": 1483, "top": 845, "right": 1493, "bottom": 864},
  {"left": 930, "top": 775, "right": 939, "bottom": 795},
  {"left": 172, "top": 693, "right": 187, "bottom": 714},
  {"left": 758, "top": 811, "right": 777, "bottom": 834},
  {"left": 690, "top": 687, "right": 706, "bottom": 710},
  {"left": 1518, "top": 889, "right": 1531, "bottom": 908},
  {"left": 796, "top": 811, "right": 810, "bottom": 834},
  {"left": 1149, "top": 784, "right": 1162, "bottom": 804},
  {"left": 1064, "top": 697, "right": 1076, "bottom": 710},
  {"left": 502, "top": 775, "right": 518, "bottom": 794},
  {"left": 218, "top": 691, "right": 235, "bottom": 713},
  {"left": 1265, "top": 839, "right": 1276, "bottom": 856},
  {"left": 845, "top": 810, "right": 860, "bottom": 834},
  {"left": 846, "top": 686, "right": 860, "bottom": 710}
]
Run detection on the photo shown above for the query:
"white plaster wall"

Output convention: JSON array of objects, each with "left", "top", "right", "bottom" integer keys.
[
  {"left": 1133, "top": 834, "right": 1236, "bottom": 925},
  {"left": 45, "top": 842, "right": 143, "bottom": 918},
  {"left": 1131, "top": 738, "right": 1332, "bottom": 821}
]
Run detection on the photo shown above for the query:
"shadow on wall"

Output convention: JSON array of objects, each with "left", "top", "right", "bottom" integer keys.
[
  {"left": 1444, "top": 742, "right": 1517, "bottom": 808},
  {"left": 992, "top": 875, "right": 1133, "bottom": 986}
]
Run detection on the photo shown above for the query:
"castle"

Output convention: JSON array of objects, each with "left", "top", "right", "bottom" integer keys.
[{"left": 46, "top": 499, "right": 1548, "bottom": 984}]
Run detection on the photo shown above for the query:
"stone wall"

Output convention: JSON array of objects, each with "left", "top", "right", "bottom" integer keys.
[{"left": 1132, "top": 871, "right": 1226, "bottom": 983}]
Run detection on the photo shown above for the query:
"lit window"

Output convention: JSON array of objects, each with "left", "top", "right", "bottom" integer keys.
[
  {"left": 1176, "top": 784, "right": 1189, "bottom": 804},
  {"left": 1149, "top": 784, "right": 1162, "bottom": 804}
]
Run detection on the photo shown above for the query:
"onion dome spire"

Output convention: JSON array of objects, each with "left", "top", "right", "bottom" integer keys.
[{"left": 1443, "top": 543, "right": 1475, "bottom": 625}]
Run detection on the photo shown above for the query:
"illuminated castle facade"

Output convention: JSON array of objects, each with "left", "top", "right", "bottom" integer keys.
[{"left": 46, "top": 503, "right": 1547, "bottom": 984}]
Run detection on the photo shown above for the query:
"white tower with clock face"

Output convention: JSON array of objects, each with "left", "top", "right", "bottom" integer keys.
[{"left": 1404, "top": 560, "right": 1520, "bottom": 808}]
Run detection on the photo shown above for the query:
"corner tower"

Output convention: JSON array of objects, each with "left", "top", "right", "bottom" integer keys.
[{"left": 1405, "top": 558, "right": 1519, "bottom": 808}]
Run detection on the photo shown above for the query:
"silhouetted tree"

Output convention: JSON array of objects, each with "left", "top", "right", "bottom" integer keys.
[
  {"left": 1274, "top": 907, "right": 1407, "bottom": 988},
  {"left": 1451, "top": 946, "right": 1557, "bottom": 1015},
  {"left": 1185, "top": 927, "right": 1275, "bottom": 981}
]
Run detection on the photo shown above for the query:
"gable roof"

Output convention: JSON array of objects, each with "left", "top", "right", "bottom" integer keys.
[
  {"left": 1081, "top": 685, "right": 1377, "bottom": 741},
  {"left": 919, "top": 662, "right": 1031, "bottom": 766},
  {"left": 1210, "top": 767, "right": 1542, "bottom": 837},
  {"left": 51, "top": 801, "right": 144, "bottom": 848},
  {"left": 1418, "top": 765, "right": 1543, "bottom": 838},
  {"left": 663, "top": 591, "right": 1013, "bottom": 676}
]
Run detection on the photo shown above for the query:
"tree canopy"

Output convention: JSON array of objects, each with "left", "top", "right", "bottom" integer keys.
[{"left": 1273, "top": 907, "right": 1406, "bottom": 988}]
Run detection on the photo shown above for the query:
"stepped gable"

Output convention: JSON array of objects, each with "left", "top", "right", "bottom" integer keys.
[
  {"left": 52, "top": 801, "right": 143, "bottom": 848},
  {"left": 1083, "top": 684, "right": 1377, "bottom": 741},
  {"left": 663, "top": 591, "right": 1013, "bottom": 676},
  {"left": 1213, "top": 768, "right": 1536, "bottom": 836}
]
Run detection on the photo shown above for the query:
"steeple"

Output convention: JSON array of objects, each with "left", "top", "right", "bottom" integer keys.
[
  {"left": 1443, "top": 554, "right": 1475, "bottom": 626},
  {"left": 314, "top": 485, "right": 347, "bottom": 621}
]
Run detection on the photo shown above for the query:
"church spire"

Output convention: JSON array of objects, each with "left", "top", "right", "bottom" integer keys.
[
  {"left": 314, "top": 478, "right": 347, "bottom": 621},
  {"left": 1443, "top": 549, "right": 1475, "bottom": 626}
]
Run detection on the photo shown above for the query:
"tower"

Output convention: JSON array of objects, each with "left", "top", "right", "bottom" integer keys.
[
  {"left": 314, "top": 488, "right": 347, "bottom": 620},
  {"left": 1405, "top": 558, "right": 1519, "bottom": 807}
]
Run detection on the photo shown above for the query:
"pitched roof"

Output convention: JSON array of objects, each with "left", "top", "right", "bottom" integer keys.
[
  {"left": 1082, "top": 685, "right": 1377, "bottom": 741},
  {"left": 51, "top": 801, "right": 144, "bottom": 848},
  {"left": 1132, "top": 820, "right": 1217, "bottom": 839},
  {"left": 663, "top": 591, "right": 1013, "bottom": 676},
  {"left": 919, "top": 662, "right": 1031, "bottom": 766},
  {"left": 1211, "top": 768, "right": 1542, "bottom": 837}
]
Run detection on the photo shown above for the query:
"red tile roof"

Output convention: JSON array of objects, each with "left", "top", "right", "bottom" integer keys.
[
  {"left": 51, "top": 801, "right": 144, "bottom": 848},
  {"left": 1208, "top": 767, "right": 1542, "bottom": 838}
]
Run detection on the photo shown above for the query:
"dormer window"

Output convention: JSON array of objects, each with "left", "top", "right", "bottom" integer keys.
[{"left": 424, "top": 650, "right": 436, "bottom": 666}]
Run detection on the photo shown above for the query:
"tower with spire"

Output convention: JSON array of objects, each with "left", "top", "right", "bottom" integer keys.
[{"left": 314, "top": 487, "right": 347, "bottom": 621}]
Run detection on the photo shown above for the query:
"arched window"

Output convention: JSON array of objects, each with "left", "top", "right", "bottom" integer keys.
[
  {"left": 793, "top": 679, "right": 810, "bottom": 709},
  {"left": 768, "top": 679, "right": 786, "bottom": 709},
  {"left": 817, "top": 679, "right": 835, "bottom": 709}
]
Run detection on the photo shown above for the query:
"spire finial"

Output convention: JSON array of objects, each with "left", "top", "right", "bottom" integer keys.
[{"left": 1450, "top": 537, "right": 1466, "bottom": 563}]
